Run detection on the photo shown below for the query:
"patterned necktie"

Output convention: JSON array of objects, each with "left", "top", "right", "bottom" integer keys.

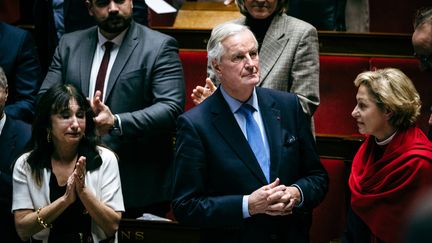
[
  {"left": 95, "top": 41, "right": 113, "bottom": 101},
  {"left": 238, "top": 104, "right": 270, "bottom": 182}
]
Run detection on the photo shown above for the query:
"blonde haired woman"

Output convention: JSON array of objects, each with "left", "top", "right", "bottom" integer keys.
[{"left": 345, "top": 68, "right": 432, "bottom": 243}]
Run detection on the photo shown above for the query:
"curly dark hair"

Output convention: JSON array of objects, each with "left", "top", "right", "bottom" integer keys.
[{"left": 26, "top": 83, "right": 99, "bottom": 186}]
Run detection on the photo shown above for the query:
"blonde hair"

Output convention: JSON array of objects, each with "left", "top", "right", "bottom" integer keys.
[{"left": 353, "top": 68, "right": 421, "bottom": 130}]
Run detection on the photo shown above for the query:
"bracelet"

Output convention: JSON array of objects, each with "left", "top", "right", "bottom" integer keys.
[{"left": 36, "top": 208, "right": 52, "bottom": 229}]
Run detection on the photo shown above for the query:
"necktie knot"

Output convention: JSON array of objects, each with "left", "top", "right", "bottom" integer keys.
[
  {"left": 104, "top": 41, "right": 114, "bottom": 52},
  {"left": 238, "top": 103, "right": 256, "bottom": 118}
]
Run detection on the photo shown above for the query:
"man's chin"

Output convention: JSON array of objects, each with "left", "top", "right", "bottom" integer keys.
[
  {"left": 101, "top": 25, "right": 128, "bottom": 34},
  {"left": 99, "top": 19, "right": 131, "bottom": 34}
]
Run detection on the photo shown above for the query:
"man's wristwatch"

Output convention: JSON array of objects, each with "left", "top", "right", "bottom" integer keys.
[{"left": 110, "top": 115, "right": 122, "bottom": 136}]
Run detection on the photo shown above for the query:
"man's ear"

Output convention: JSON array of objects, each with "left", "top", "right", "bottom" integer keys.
[
  {"left": 85, "top": 0, "right": 94, "bottom": 16},
  {"left": 212, "top": 60, "right": 221, "bottom": 75}
]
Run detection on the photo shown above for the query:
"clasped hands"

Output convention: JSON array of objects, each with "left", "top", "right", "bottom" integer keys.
[
  {"left": 248, "top": 178, "right": 301, "bottom": 216},
  {"left": 65, "top": 156, "right": 87, "bottom": 204}
]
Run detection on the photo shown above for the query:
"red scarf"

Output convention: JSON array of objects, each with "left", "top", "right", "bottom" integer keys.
[{"left": 349, "top": 127, "right": 432, "bottom": 243}]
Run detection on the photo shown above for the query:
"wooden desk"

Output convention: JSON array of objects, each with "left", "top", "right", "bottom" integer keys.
[
  {"left": 155, "top": 27, "right": 413, "bottom": 57},
  {"left": 173, "top": 2, "right": 241, "bottom": 29},
  {"left": 119, "top": 219, "right": 200, "bottom": 243},
  {"left": 315, "top": 134, "right": 364, "bottom": 161}
]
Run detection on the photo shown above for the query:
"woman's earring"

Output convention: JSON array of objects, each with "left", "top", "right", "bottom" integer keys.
[{"left": 47, "top": 131, "right": 52, "bottom": 143}]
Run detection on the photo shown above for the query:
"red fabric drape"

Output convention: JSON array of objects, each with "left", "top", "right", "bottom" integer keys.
[{"left": 349, "top": 127, "right": 432, "bottom": 243}]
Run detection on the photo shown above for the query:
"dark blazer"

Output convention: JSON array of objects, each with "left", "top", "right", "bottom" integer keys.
[
  {"left": 33, "top": 0, "right": 146, "bottom": 76},
  {"left": 0, "top": 116, "right": 31, "bottom": 242},
  {"left": 39, "top": 21, "right": 185, "bottom": 209},
  {"left": 33, "top": 0, "right": 96, "bottom": 76},
  {"left": 172, "top": 87, "right": 328, "bottom": 243},
  {"left": 0, "top": 22, "right": 41, "bottom": 123}
]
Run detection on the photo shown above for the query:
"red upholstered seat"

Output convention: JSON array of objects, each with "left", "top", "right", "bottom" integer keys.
[
  {"left": 310, "top": 159, "right": 349, "bottom": 243},
  {"left": 370, "top": 57, "right": 431, "bottom": 134},
  {"left": 179, "top": 50, "right": 208, "bottom": 111},
  {"left": 315, "top": 56, "right": 370, "bottom": 135}
]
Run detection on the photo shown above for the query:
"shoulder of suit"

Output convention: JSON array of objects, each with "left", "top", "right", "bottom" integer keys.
[
  {"left": 61, "top": 25, "right": 97, "bottom": 41},
  {"left": 277, "top": 13, "right": 316, "bottom": 31},
  {"left": 6, "top": 117, "right": 31, "bottom": 134},
  {"left": 257, "top": 87, "right": 298, "bottom": 101},
  {"left": 134, "top": 22, "right": 175, "bottom": 42},
  {"left": 0, "top": 22, "right": 28, "bottom": 39}
]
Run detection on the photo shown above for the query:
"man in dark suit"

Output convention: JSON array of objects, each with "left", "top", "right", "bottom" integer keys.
[
  {"left": 33, "top": 0, "right": 148, "bottom": 77},
  {"left": 0, "top": 21, "right": 41, "bottom": 124},
  {"left": 0, "top": 66, "right": 32, "bottom": 243},
  {"left": 172, "top": 22, "right": 328, "bottom": 243},
  {"left": 412, "top": 6, "right": 432, "bottom": 140},
  {"left": 39, "top": 0, "right": 185, "bottom": 218}
]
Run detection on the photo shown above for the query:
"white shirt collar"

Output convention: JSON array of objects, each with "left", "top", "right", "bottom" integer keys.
[
  {"left": 0, "top": 113, "right": 6, "bottom": 136},
  {"left": 97, "top": 27, "right": 128, "bottom": 47},
  {"left": 375, "top": 130, "right": 398, "bottom": 146}
]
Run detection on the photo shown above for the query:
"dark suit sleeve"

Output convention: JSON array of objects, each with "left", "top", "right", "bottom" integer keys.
[
  {"left": 5, "top": 31, "right": 41, "bottom": 123},
  {"left": 119, "top": 36, "right": 185, "bottom": 136},
  {"left": 172, "top": 114, "right": 244, "bottom": 228}
]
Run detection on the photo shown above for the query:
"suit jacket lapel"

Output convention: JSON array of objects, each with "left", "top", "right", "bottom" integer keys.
[
  {"left": 211, "top": 90, "right": 268, "bottom": 184},
  {"left": 105, "top": 22, "right": 139, "bottom": 99},
  {"left": 259, "top": 14, "right": 290, "bottom": 84},
  {"left": 79, "top": 28, "right": 98, "bottom": 96},
  {"left": 257, "top": 89, "right": 282, "bottom": 182}
]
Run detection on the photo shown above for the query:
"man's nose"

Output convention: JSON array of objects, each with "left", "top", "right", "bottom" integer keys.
[
  {"left": 244, "top": 54, "right": 254, "bottom": 66},
  {"left": 108, "top": 1, "right": 120, "bottom": 12}
]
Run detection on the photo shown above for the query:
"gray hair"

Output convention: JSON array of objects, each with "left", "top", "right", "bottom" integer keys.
[
  {"left": 207, "top": 23, "right": 258, "bottom": 79},
  {"left": 0, "top": 67, "right": 7, "bottom": 89},
  {"left": 414, "top": 7, "right": 432, "bottom": 29}
]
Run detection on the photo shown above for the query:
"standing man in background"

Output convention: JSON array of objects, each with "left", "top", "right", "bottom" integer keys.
[
  {"left": 0, "top": 21, "right": 41, "bottom": 124},
  {"left": 0, "top": 66, "right": 32, "bottom": 243},
  {"left": 412, "top": 6, "right": 432, "bottom": 140},
  {"left": 39, "top": 0, "right": 185, "bottom": 218},
  {"left": 34, "top": 0, "right": 148, "bottom": 78}
]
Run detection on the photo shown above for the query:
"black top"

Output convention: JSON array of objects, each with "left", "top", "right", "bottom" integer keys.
[
  {"left": 245, "top": 14, "right": 275, "bottom": 51},
  {"left": 48, "top": 173, "right": 92, "bottom": 243}
]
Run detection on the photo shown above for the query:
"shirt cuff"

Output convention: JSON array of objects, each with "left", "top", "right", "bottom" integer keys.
[
  {"left": 291, "top": 184, "right": 304, "bottom": 207},
  {"left": 115, "top": 114, "right": 123, "bottom": 135},
  {"left": 242, "top": 195, "right": 251, "bottom": 218}
]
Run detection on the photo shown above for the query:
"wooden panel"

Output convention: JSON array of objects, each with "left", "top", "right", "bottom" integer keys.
[
  {"left": 173, "top": 2, "right": 241, "bottom": 30},
  {"left": 315, "top": 134, "right": 364, "bottom": 161},
  {"left": 155, "top": 27, "right": 413, "bottom": 57},
  {"left": 119, "top": 219, "right": 200, "bottom": 243}
]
